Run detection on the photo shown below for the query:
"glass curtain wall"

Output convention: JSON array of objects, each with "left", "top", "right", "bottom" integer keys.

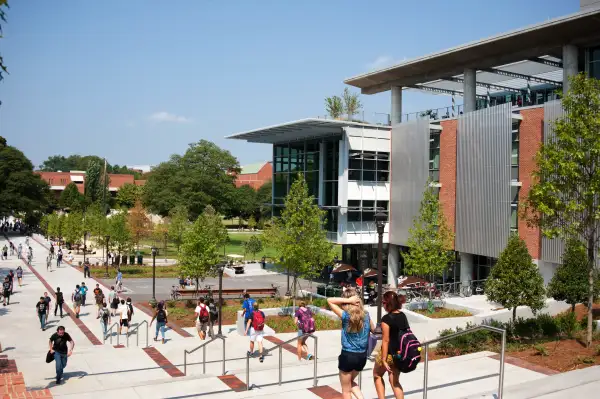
[
  {"left": 348, "top": 151, "right": 390, "bottom": 182},
  {"left": 323, "top": 140, "right": 340, "bottom": 233}
]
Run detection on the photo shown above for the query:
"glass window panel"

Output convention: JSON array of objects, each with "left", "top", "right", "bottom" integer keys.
[
  {"left": 590, "top": 46, "right": 600, "bottom": 62},
  {"left": 362, "top": 170, "right": 376, "bottom": 181},
  {"left": 377, "top": 200, "right": 389, "bottom": 211},
  {"left": 377, "top": 160, "right": 389, "bottom": 171},
  {"left": 348, "top": 211, "right": 361, "bottom": 222},
  {"left": 430, "top": 134, "right": 440, "bottom": 148},
  {"left": 362, "top": 211, "right": 375, "bottom": 222},
  {"left": 429, "top": 170, "right": 440, "bottom": 182},
  {"left": 349, "top": 158, "right": 362, "bottom": 170},
  {"left": 376, "top": 152, "right": 389, "bottom": 160},
  {"left": 510, "top": 207, "right": 518, "bottom": 230},
  {"left": 377, "top": 171, "right": 389, "bottom": 182},
  {"left": 590, "top": 61, "right": 600, "bottom": 80},
  {"left": 430, "top": 150, "right": 440, "bottom": 169},
  {"left": 306, "top": 141, "right": 319, "bottom": 152},
  {"left": 511, "top": 142, "right": 519, "bottom": 165},
  {"left": 306, "top": 152, "right": 319, "bottom": 172},
  {"left": 305, "top": 172, "right": 318, "bottom": 198},
  {"left": 362, "top": 200, "right": 375, "bottom": 209},
  {"left": 511, "top": 166, "right": 519, "bottom": 181},
  {"left": 274, "top": 173, "right": 288, "bottom": 197},
  {"left": 348, "top": 200, "right": 360, "bottom": 208},
  {"left": 349, "top": 170, "right": 361, "bottom": 181},
  {"left": 511, "top": 186, "right": 520, "bottom": 203},
  {"left": 273, "top": 197, "right": 284, "bottom": 205},
  {"left": 363, "top": 158, "right": 376, "bottom": 170},
  {"left": 363, "top": 151, "right": 376, "bottom": 159}
]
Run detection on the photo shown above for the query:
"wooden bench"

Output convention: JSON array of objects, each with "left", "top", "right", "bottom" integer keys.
[{"left": 175, "top": 287, "right": 278, "bottom": 299}]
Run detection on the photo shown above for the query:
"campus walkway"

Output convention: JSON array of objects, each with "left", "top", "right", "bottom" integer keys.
[{"left": 2, "top": 233, "right": 599, "bottom": 398}]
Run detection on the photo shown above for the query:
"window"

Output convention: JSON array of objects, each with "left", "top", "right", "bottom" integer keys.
[
  {"left": 272, "top": 140, "right": 322, "bottom": 203},
  {"left": 429, "top": 131, "right": 440, "bottom": 183},
  {"left": 348, "top": 151, "right": 390, "bottom": 182},
  {"left": 346, "top": 200, "right": 389, "bottom": 224},
  {"left": 511, "top": 186, "right": 519, "bottom": 233},
  {"left": 589, "top": 46, "right": 600, "bottom": 80},
  {"left": 511, "top": 121, "right": 520, "bottom": 181}
]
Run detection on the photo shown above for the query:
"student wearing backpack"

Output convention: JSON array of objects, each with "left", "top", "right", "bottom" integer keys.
[
  {"left": 72, "top": 285, "right": 82, "bottom": 318},
  {"left": 108, "top": 287, "right": 118, "bottom": 316},
  {"left": 245, "top": 302, "right": 265, "bottom": 363},
  {"left": 373, "top": 291, "right": 410, "bottom": 399},
  {"left": 241, "top": 293, "right": 256, "bottom": 329},
  {"left": 207, "top": 299, "right": 218, "bottom": 339},
  {"left": 54, "top": 287, "right": 64, "bottom": 318},
  {"left": 194, "top": 298, "right": 210, "bottom": 340},
  {"left": 150, "top": 302, "right": 169, "bottom": 344},
  {"left": 294, "top": 302, "right": 315, "bottom": 361},
  {"left": 36, "top": 296, "right": 48, "bottom": 330},
  {"left": 100, "top": 302, "right": 111, "bottom": 338}
]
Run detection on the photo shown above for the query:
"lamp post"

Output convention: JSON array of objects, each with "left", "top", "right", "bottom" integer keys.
[
  {"left": 374, "top": 211, "right": 387, "bottom": 330},
  {"left": 83, "top": 231, "right": 88, "bottom": 263},
  {"left": 104, "top": 235, "right": 111, "bottom": 278},
  {"left": 151, "top": 246, "right": 157, "bottom": 304},
  {"left": 217, "top": 261, "right": 226, "bottom": 335},
  {"left": 163, "top": 232, "right": 168, "bottom": 262}
]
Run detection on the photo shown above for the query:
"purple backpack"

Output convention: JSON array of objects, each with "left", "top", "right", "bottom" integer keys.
[
  {"left": 298, "top": 308, "right": 315, "bottom": 334},
  {"left": 393, "top": 329, "right": 422, "bottom": 373}
]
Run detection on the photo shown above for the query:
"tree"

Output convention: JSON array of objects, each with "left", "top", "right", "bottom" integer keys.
[
  {"left": 228, "top": 185, "right": 257, "bottom": 226},
  {"left": 168, "top": 205, "right": 189, "bottom": 253},
  {"left": 116, "top": 183, "right": 140, "bottom": 209},
  {"left": 263, "top": 174, "right": 334, "bottom": 301},
  {"left": 128, "top": 200, "right": 151, "bottom": 250},
  {"left": 84, "top": 159, "right": 109, "bottom": 207},
  {"left": 46, "top": 213, "right": 62, "bottom": 240},
  {"left": 143, "top": 140, "right": 240, "bottom": 219},
  {"left": 244, "top": 235, "right": 262, "bottom": 260},
  {"left": 178, "top": 205, "right": 228, "bottom": 291},
  {"left": 325, "top": 95, "right": 344, "bottom": 119},
  {"left": 548, "top": 238, "right": 600, "bottom": 312},
  {"left": 525, "top": 74, "right": 600, "bottom": 347},
  {"left": 403, "top": 182, "right": 454, "bottom": 284},
  {"left": 485, "top": 234, "right": 546, "bottom": 322},
  {"left": 342, "top": 87, "right": 362, "bottom": 121},
  {"left": 85, "top": 203, "right": 108, "bottom": 252},
  {"left": 0, "top": 0, "right": 8, "bottom": 84},
  {"left": 247, "top": 215, "right": 257, "bottom": 230},
  {"left": 59, "top": 183, "right": 85, "bottom": 211},
  {"left": 39, "top": 155, "right": 141, "bottom": 178},
  {"left": 62, "top": 211, "right": 84, "bottom": 246},
  {"left": 0, "top": 136, "right": 50, "bottom": 219},
  {"left": 107, "top": 211, "right": 131, "bottom": 256},
  {"left": 255, "top": 181, "right": 272, "bottom": 222}
]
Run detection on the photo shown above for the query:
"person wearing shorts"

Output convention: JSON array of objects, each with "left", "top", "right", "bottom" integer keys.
[
  {"left": 245, "top": 302, "right": 265, "bottom": 362},
  {"left": 3, "top": 277, "right": 11, "bottom": 306},
  {"left": 118, "top": 299, "right": 129, "bottom": 335},
  {"left": 72, "top": 285, "right": 82, "bottom": 318},
  {"left": 194, "top": 298, "right": 209, "bottom": 340}
]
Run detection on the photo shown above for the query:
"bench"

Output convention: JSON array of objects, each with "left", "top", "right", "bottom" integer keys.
[{"left": 175, "top": 287, "right": 278, "bottom": 299}]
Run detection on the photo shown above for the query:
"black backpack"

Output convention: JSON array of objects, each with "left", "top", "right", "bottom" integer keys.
[
  {"left": 157, "top": 309, "right": 167, "bottom": 323},
  {"left": 209, "top": 304, "right": 218, "bottom": 321},
  {"left": 392, "top": 329, "right": 422, "bottom": 373},
  {"left": 102, "top": 309, "right": 110, "bottom": 323}
]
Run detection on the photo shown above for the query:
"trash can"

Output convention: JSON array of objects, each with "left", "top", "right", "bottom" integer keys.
[
  {"left": 129, "top": 255, "right": 135, "bottom": 265},
  {"left": 137, "top": 255, "right": 143, "bottom": 265},
  {"left": 122, "top": 255, "right": 127, "bottom": 265}
]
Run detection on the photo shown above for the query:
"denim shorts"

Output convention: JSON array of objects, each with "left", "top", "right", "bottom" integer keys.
[{"left": 338, "top": 350, "right": 367, "bottom": 372}]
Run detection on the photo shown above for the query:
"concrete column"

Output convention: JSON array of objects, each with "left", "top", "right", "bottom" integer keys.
[
  {"left": 460, "top": 252, "right": 473, "bottom": 287},
  {"left": 387, "top": 244, "right": 399, "bottom": 285},
  {"left": 391, "top": 86, "right": 403, "bottom": 125},
  {"left": 562, "top": 44, "right": 579, "bottom": 94},
  {"left": 463, "top": 68, "right": 477, "bottom": 113}
]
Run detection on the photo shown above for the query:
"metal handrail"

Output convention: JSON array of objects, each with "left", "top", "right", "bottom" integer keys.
[
  {"left": 246, "top": 333, "right": 318, "bottom": 391},
  {"left": 421, "top": 325, "right": 506, "bottom": 399},
  {"left": 104, "top": 322, "right": 120, "bottom": 346},
  {"left": 127, "top": 320, "right": 149, "bottom": 348},
  {"left": 183, "top": 334, "right": 226, "bottom": 376}
]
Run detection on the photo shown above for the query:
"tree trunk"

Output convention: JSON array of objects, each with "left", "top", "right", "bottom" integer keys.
[
  {"left": 587, "top": 235, "right": 595, "bottom": 348},
  {"left": 512, "top": 307, "right": 517, "bottom": 323},
  {"left": 292, "top": 275, "right": 297, "bottom": 315},
  {"left": 571, "top": 303, "right": 576, "bottom": 313}
]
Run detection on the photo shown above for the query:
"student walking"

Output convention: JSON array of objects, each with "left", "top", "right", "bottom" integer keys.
[
  {"left": 2, "top": 276, "right": 10, "bottom": 306},
  {"left": 7, "top": 270, "right": 14, "bottom": 294},
  {"left": 100, "top": 302, "right": 111, "bottom": 338},
  {"left": 37, "top": 296, "right": 48, "bottom": 330},
  {"left": 16, "top": 266, "right": 23, "bottom": 287},
  {"left": 207, "top": 298, "right": 218, "bottom": 339},
  {"left": 54, "top": 287, "right": 64, "bottom": 317},
  {"left": 43, "top": 292, "right": 52, "bottom": 319},
  {"left": 328, "top": 288, "right": 375, "bottom": 399},
  {"left": 49, "top": 326, "right": 74, "bottom": 385},
  {"left": 93, "top": 284, "right": 104, "bottom": 318},
  {"left": 195, "top": 298, "right": 210, "bottom": 340},
  {"left": 80, "top": 283, "right": 88, "bottom": 306},
  {"left": 1, "top": 244, "right": 7, "bottom": 260},
  {"left": 241, "top": 293, "right": 256, "bottom": 331},
  {"left": 118, "top": 299, "right": 130, "bottom": 335},
  {"left": 56, "top": 249, "right": 63, "bottom": 268},
  {"left": 150, "top": 302, "right": 168, "bottom": 344},
  {"left": 294, "top": 301, "right": 315, "bottom": 361},
  {"left": 126, "top": 297, "right": 134, "bottom": 325},
  {"left": 17, "top": 243, "right": 22, "bottom": 260},
  {"left": 83, "top": 259, "right": 90, "bottom": 278},
  {"left": 373, "top": 291, "right": 409, "bottom": 399},
  {"left": 108, "top": 287, "right": 118, "bottom": 316},
  {"left": 72, "top": 285, "right": 82, "bottom": 318},
  {"left": 245, "top": 302, "right": 265, "bottom": 362}
]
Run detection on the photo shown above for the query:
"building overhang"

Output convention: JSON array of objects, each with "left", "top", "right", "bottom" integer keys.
[
  {"left": 345, "top": 8, "right": 600, "bottom": 95},
  {"left": 226, "top": 118, "right": 390, "bottom": 144}
]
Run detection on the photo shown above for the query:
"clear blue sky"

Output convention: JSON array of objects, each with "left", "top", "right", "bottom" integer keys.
[{"left": 1, "top": 0, "right": 577, "bottom": 169}]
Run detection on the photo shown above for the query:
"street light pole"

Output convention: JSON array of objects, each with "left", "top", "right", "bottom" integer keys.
[
  {"left": 151, "top": 246, "right": 157, "bottom": 304},
  {"left": 218, "top": 262, "right": 224, "bottom": 335},
  {"left": 104, "top": 235, "right": 111, "bottom": 278},
  {"left": 374, "top": 211, "right": 387, "bottom": 330},
  {"left": 83, "top": 231, "right": 87, "bottom": 263}
]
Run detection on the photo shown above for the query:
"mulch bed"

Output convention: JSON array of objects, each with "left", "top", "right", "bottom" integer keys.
[{"left": 507, "top": 339, "right": 600, "bottom": 372}]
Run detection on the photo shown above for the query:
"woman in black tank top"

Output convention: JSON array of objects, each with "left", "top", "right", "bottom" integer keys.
[{"left": 373, "top": 291, "right": 408, "bottom": 399}]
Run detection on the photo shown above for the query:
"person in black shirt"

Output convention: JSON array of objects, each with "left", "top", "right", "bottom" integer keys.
[
  {"left": 373, "top": 291, "right": 409, "bottom": 399},
  {"left": 49, "top": 326, "right": 74, "bottom": 385},
  {"left": 2, "top": 276, "right": 10, "bottom": 306},
  {"left": 54, "top": 287, "right": 64, "bottom": 318},
  {"left": 36, "top": 297, "right": 48, "bottom": 330},
  {"left": 7, "top": 270, "right": 14, "bottom": 294}
]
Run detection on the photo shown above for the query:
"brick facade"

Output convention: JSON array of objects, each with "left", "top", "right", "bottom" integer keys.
[
  {"left": 517, "top": 107, "right": 544, "bottom": 259},
  {"left": 439, "top": 119, "right": 458, "bottom": 247},
  {"left": 37, "top": 171, "right": 143, "bottom": 196},
  {"left": 234, "top": 162, "right": 272, "bottom": 189}
]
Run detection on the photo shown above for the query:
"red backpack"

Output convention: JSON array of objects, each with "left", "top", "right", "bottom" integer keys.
[
  {"left": 198, "top": 305, "right": 209, "bottom": 323},
  {"left": 252, "top": 311, "right": 265, "bottom": 331}
]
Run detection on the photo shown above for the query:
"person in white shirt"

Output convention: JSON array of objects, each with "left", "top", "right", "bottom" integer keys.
[{"left": 117, "top": 299, "right": 130, "bottom": 335}]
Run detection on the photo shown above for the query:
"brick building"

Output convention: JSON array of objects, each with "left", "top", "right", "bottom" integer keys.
[
  {"left": 234, "top": 162, "right": 272, "bottom": 189},
  {"left": 37, "top": 171, "right": 144, "bottom": 198}
]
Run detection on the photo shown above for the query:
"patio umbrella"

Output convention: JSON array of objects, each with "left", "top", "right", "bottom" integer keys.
[
  {"left": 362, "top": 268, "right": 379, "bottom": 278},
  {"left": 332, "top": 263, "right": 356, "bottom": 273}
]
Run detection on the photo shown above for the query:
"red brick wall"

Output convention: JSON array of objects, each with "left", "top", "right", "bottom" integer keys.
[
  {"left": 234, "top": 163, "right": 272, "bottom": 189},
  {"left": 439, "top": 119, "right": 457, "bottom": 248},
  {"left": 518, "top": 107, "right": 544, "bottom": 259}
]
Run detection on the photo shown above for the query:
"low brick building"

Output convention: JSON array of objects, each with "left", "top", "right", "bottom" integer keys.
[
  {"left": 234, "top": 162, "right": 272, "bottom": 189},
  {"left": 37, "top": 171, "right": 144, "bottom": 198}
]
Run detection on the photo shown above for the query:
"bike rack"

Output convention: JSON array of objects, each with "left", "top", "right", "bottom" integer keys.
[
  {"left": 127, "top": 320, "right": 149, "bottom": 348},
  {"left": 421, "top": 325, "right": 506, "bottom": 399},
  {"left": 183, "top": 334, "right": 226, "bottom": 376},
  {"left": 246, "top": 333, "right": 318, "bottom": 390},
  {"left": 104, "top": 322, "right": 121, "bottom": 346}
]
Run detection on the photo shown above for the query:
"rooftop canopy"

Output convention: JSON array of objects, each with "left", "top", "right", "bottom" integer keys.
[
  {"left": 226, "top": 118, "right": 389, "bottom": 144},
  {"left": 345, "top": 8, "right": 600, "bottom": 95}
]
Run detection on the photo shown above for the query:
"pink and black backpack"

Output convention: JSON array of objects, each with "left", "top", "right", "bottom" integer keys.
[{"left": 393, "top": 329, "right": 422, "bottom": 373}]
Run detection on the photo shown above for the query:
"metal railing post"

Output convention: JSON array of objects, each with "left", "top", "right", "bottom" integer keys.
[
  {"left": 203, "top": 345, "right": 207, "bottom": 374},
  {"left": 246, "top": 354, "right": 250, "bottom": 390},
  {"left": 222, "top": 339, "right": 226, "bottom": 376},
  {"left": 313, "top": 335, "right": 318, "bottom": 387},
  {"left": 498, "top": 330, "right": 506, "bottom": 399},
  {"left": 278, "top": 346, "right": 283, "bottom": 385},
  {"left": 423, "top": 344, "right": 429, "bottom": 399},
  {"left": 358, "top": 370, "right": 362, "bottom": 388},
  {"left": 184, "top": 351, "right": 187, "bottom": 376}
]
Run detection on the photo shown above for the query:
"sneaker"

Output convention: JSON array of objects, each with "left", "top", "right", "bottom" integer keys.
[
  {"left": 56, "top": 379, "right": 61, "bottom": 385},
  {"left": 307, "top": 354, "right": 313, "bottom": 360},
  {"left": 162, "top": 338, "right": 165, "bottom": 344},
  {"left": 247, "top": 351, "right": 252, "bottom": 357},
  {"left": 259, "top": 356, "right": 264, "bottom": 363}
]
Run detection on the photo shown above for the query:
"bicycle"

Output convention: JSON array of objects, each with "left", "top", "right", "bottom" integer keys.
[
  {"left": 202, "top": 284, "right": 214, "bottom": 302},
  {"left": 460, "top": 282, "right": 472, "bottom": 298},
  {"left": 170, "top": 285, "right": 181, "bottom": 300},
  {"left": 271, "top": 283, "right": 281, "bottom": 298}
]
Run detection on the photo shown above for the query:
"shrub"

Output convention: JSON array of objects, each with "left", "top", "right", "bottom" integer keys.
[
  {"left": 166, "top": 300, "right": 177, "bottom": 308},
  {"left": 556, "top": 311, "right": 580, "bottom": 338},
  {"left": 435, "top": 323, "right": 495, "bottom": 356},
  {"left": 577, "top": 356, "right": 595, "bottom": 365},
  {"left": 312, "top": 298, "right": 328, "bottom": 308},
  {"left": 533, "top": 343, "right": 549, "bottom": 356},
  {"left": 595, "top": 345, "right": 600, "bottom": 356},
  {"left": 257, "top": 297, "right": 265, "bottom": 304},
  {"left": 185, "top": 299, "right": 196, "bottom": 309}
]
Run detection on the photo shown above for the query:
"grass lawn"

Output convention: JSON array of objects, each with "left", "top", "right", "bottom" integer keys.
[
  {"left": 413, "top": 307, "right": 473, "bottom": 318},
  {"left": 86, "top": 265, "right": 181, "bottom": 279}
]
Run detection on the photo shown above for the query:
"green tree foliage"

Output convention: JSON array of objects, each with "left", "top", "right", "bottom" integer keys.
[
  {"left": 47, "top": 213, "right": 64, "bottom": 240},
  {"left": 167, "top": 205, "right": 189, "bottom": 253},
  {"left": 247, "top": 215, "right": 257, "bottom": 230},
  {"left": 84, "top": 160, "right": 109, "bottom": 206},
  {"left": 255, "top": 181, "right": 272, "bottom": 221},
  {"left": 0, "top": 136, "right": 50, "bottom": 218},
  {"left": 39, "top": 155, "right": 141, "bottom": 178},
  {"left": 263, "top": 174, "right": 334, "bottom": 298},
  {"left": 128, "top": 200, "right": 151, "bottom": 250},
  {"left": 525, "top": 74, "right": 600, "bottom": 347},
  {"left": 342, "top": 87, "right": 363, "bottom": 121},
  {"left": 485, "top": 234, "right": 546, "bottom": 322},
  {"left": 178, "top": 205, "right": 228, "bottom": 289},
  {"left": 59, "top": 182, "right": 85, "bottom": 211},
  {"left": 116, "top": 183, "right": 140, "bottom": 209},
  {"left": 85, "top": 203, "right": 108, "bottom": 250},
  {"left": 403, "top": 182, "right": 454, "bottom": 281},
  {"left": 107, "top": 211, "right": 131, "bottom": 255},
  {"left": 62, "top": 211, "right": 84, "bottom": 246},
  {"left": 548, "top": 239, "right": 600, "bottom": 312},
  {"left": 325, "top": 95, "right": 344, "bottom": 119},
  {"left": 142, "top": 140, "right": 240, "bottom": 219},
  {"left": 228, "top": 184, "right": 257, "bottom": 224},
  {"left": 244, "top": 235, "right": 262, "bottom": 259}
]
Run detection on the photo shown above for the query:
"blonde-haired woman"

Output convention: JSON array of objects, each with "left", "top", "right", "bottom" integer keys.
[{"left": 328, "top": 287, "right": 375, "bottom": 399}]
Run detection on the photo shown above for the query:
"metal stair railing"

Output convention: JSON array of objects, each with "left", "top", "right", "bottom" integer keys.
[
  {"left": 421, "top": 324, "right": 506, "bottom": 399},
  {"left": 246, "top": 333, "right": 318, "bottom": 391},
  {"left": 183, "top": 334, "right": 226, "bottom": 376},
  {"left": 104, "top": 322, "right": 120, "bottom": 346},
  {"left": 127, "top": 320, "right": 149, "bottom": 348}
]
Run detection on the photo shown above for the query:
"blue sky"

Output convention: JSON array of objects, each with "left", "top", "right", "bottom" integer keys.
[{"left": 1, "top": 0, "right": 577, "bottom": 169}]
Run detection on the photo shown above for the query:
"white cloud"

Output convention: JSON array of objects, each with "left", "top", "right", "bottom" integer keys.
[
  {"left": 149, "top": 111, "right": 191, "bottom": 123},
  {"left": 366, "top": 55, "right": 406, "bottom": 71}
]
